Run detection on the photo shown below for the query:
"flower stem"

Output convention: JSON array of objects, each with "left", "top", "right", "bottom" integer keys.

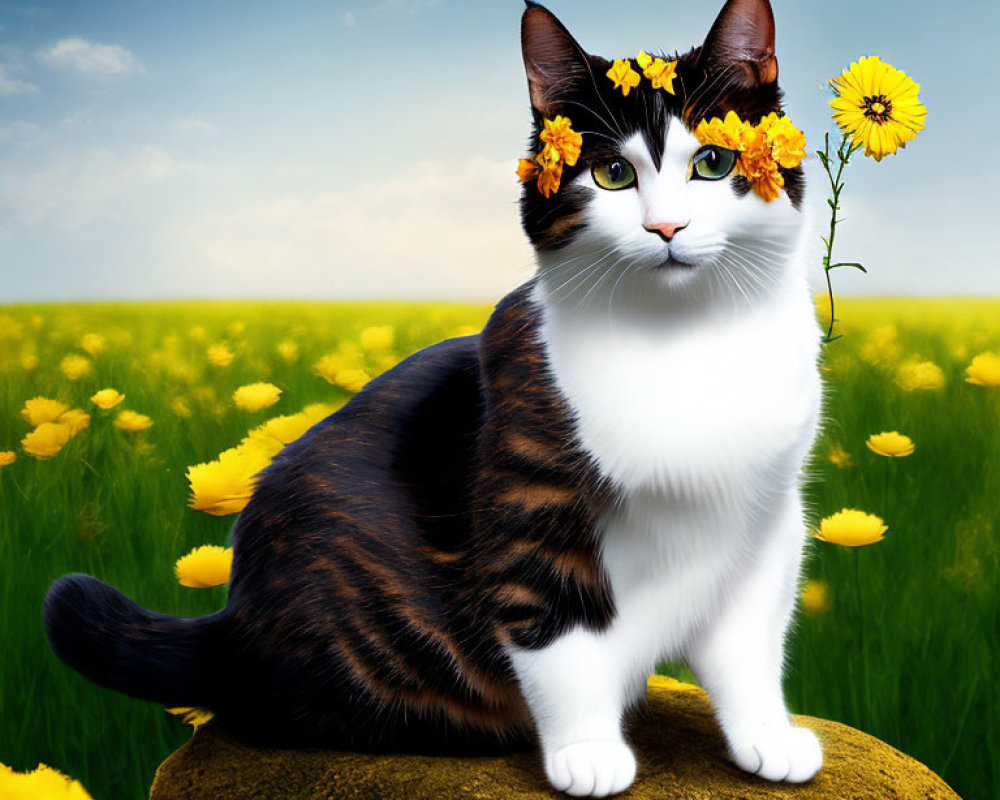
[
  {"left": 819, "top": 132, "right": 864, "bottom": 344},
  {"left": 853, "top": 547, "right": 869, "bottom": 728}
]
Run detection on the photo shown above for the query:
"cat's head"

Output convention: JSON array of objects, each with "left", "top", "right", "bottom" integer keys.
[{"left": 519, "top": 0, "right": 806, "bottom": 308}]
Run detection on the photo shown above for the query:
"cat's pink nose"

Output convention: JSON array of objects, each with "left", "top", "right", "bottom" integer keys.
[{"left": 644, "top": 220, "right": 689, "bottom": 243}]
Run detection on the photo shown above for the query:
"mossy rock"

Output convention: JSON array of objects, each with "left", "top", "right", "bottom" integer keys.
[{"left": 150, "top": 676, "right": 960, "bottom": 799}]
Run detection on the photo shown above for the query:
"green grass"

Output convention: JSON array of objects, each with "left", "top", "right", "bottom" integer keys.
[{"left": 0, "top": 299, "right": 996, "bottom": 799}]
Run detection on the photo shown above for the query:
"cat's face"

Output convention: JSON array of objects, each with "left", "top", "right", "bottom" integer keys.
[{"left": 520, "top": 0, "right": 805, "bottom": 306}]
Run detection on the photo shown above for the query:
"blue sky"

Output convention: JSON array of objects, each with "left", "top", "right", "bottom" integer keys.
[{"left": 0, "top": 0, "right": 996, "bottom": 301}]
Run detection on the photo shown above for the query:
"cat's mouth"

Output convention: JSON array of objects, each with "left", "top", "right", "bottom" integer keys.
[{"left": 652, "top": 254, "right": 697, "bottom": 271}]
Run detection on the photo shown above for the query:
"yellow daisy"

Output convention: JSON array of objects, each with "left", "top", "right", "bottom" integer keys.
[
  {"left": 829, "top": 56, "right": 926, "bottom": 161},
  {"left": 175, "top": 545, "right": 233, "bottom": 588},
  {"left": 0, "top": 451, "right": 15, "bottom": 467},
  {"left": 815, "top": 509, "right": 888, "bottom": 547},
  {"left": 895, "top": 358, "right": 945, "bottom": 392},
  {"left": 114, "top": 410, "right": 154, "bottom": 432},
  {"left": 0, "top": 761, "right": 94, "bottom": 799},
  {"left": 59, "top": 354, "right": 92, "bottom": 381},
  {"left": 866, "top": 431, "right": 915, "bottom": 457},
  {"left": 22, "top": 422, "right": 73, "bottom": 460},
  {"left": 233, "top": 382, "right": 282, "bottom": 413},
  {"left": 20, "top": 397, "right": 70, "bottom": 427},
  {"left": 207, "top": 343, "right": 234, "bottom": 368},
  {"left": 90, "top": 388, "right": 125, "bottom": 410},
  {"left": 965, "top": 352, "right": 1000, "bottom": 387}
]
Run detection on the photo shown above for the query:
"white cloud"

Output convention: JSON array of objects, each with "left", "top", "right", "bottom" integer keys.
[
  {"left": 172, "top": 116, "right": 219, "bottom": 135},
  {"left": 1, "top": 145, "right": 175, "bottom": 230},
  {"left": 175, "top": 157, "right": 534, "bottom": 299},
  {"left": 39, "top": 37, "right": 143, "bottom": 76},
  {"left": 344, "top": 11, "right": 356, "bottom": 26},
  {"left": 0, "top": 59, "right": 37, "bottom": 94}
]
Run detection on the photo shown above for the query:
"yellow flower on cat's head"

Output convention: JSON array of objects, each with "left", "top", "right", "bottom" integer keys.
[
  {"left": 540, "top": 116, "right": 583, "bottom": 167},
  {"left": 636, "top": 51, "right": 677, "bottom": 94},
  {"left": 866, "top": 431, "right": 915, "bottom": 458},
  {"left": 175, "top": 545, "right": 233, "bottom": 588},
  {"left": 606, "top": 58, "right": 640, "bottom": 96},
  {"left": 115, "top": 410, "right": 153, "bottom": 432},
  {"left": 90, "top": 388, "right": 125, "bottom": 410},
  {"left": 694, "top": 111, "right": 805, "bottom": 203},
  {"left": 233, "top": 382, "right": 282, "bottom": 413},
  {"left": 829, "top": 56, "right": 926, "bottom": 162},
  {"left": 20, "top": 396, "right": 70, "bottom": 427},
  {"left": 0, "top": 761, "right": 94, "bottom": 799},
  {"left": 965, "top": 352, "right": 1000, "bottom": 387},
  {"left": 815, "top": 509, "right": 888, "bottom": 547}
]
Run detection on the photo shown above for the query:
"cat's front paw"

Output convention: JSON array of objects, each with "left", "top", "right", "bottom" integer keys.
[
  {"left": 730, "top": 726, "right": 822, "bottom": 783},
  {"left": 544, "top": 739, "right": 637, "bottom": 798}
]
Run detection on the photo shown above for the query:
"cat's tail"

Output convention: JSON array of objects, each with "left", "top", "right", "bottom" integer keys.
[{"left": 44, "top": 573, "right": 229, "bottom": 709}]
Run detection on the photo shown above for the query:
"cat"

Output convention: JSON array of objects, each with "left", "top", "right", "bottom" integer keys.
[{"left": 44, "top": 0, "right": 824, "bottom": 796}]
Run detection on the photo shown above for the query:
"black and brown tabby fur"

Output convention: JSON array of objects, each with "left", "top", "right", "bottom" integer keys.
[{"left": 45, "top": 0, "right": 799, "bottom": 756}]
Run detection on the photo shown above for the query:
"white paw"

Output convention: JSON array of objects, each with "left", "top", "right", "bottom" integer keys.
[
  {"left": 731, "top": 726, "right": 822, "bottom": 783},
  {"left": 544, "top": 739, "right": 637, "bottom": 797}
]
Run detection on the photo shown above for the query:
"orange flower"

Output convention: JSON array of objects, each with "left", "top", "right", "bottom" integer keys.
[
  {"left": 606, "top": 59, "right": 640, "bottom": 96},
  {"left": 540, "top": 115, "right": 582, "bottom": 166},
  {"left": 517, "top": 158, "right": 540, "bottom": 183}
]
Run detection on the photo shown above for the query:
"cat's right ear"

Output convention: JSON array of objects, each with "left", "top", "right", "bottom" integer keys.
[{"left": 521, "top": 2, "right": 591, "bottom": 116}]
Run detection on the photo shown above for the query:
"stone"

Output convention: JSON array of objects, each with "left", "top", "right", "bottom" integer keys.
[{"left": 150, "top": 676, "right": 961, "bottom": 799}]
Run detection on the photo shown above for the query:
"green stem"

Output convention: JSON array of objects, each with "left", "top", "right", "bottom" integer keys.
[
  {"left": 820, "top": 132, "right": 861, "bottom": 344},
  {"left": 853, "top": 548, "right": 869, "bottom": 728}
]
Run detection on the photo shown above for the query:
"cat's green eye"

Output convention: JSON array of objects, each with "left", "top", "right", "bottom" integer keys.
[
  {"left": 691, "top": 146, "right": 737, "bottom": 181},
  {"left": 592, "top": 158, "right": 637, "bottom": 191}
]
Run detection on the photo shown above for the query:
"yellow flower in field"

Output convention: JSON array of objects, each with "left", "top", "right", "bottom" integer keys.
[
  {"left": 335, "top": 368, "right": 371, "bottom": 393},
  {"left": 359, "top": 325, "right": 395, "bottom": 353},
  {"left": 828, "top": 442, "right": 853, "bottom": 469},
  {"left": 58, "top": 408, "right": 90, "bottom": 436},
  {"left": 0, "top": 451, "right": 15, "bottom": 467},
  {"left": 449, "top": 324, "right": 480, "bottom": 338},
  {"left": 187, "top": 443, "right": 271, "bottom": 515},
  {"left": 114, "top": 410, "right": 153, "bottom": 432},
  {"left": 175, "top": 544, "right": 233, "bottom": 587},
  {"left": 20, "top": 397, "right": 70, "bottom": 427},
  {"left": 227, "top": 320, "right": 246, "bottom": 337},
  {"left": 0, "top": 761, "right": 94, "bottom": 799},
  {"left": 276, "top": 339, "right": 299, "bottom": 364},
  {"left": 170, "top": 397, "right": 193, "bottom": 419},
  {"left": 78, "top": 333, "right": 105, "bottom": 357},
  {"left": 859, "top": 324, "right": 901, "bottom": 367},
  {"left": 965, "top": 352, "right": 1000, "bottom": 387},
  {"left": 0, "top": 314, "right": 24, "bottom": 340},
  {"left": 59, "top": 354, "right": 92, "bottom": 380},
  {"left": 866, "top": 431, "right": 915, "bottom": 457},
  {"left": 313, "top": 349, "right": 362, "bottom": 384},
  {"left": 90, "top": 388, "right": 125, "bottom": 410},
  {"left": 233, "top": 382, "right": 282, "bottom": 412},
  {"left": 607, "top": 59, "right": 641, "bottom": 96},
  {"left": 22, "top": 422, "right": 73, "bottom": 459},
  {"left": 20, "top": 354, "right": 38, "bottom": 371},
  {"left": 207, "top": 343, "right": 234, "bottom": 367},
  {"left": 188, "top": 325, "right": 207, "bottom": 341},
  {"left": 895, "top": 358, "right": 945, "bottom": 392},
  {"left": 829, "top": 56, "right": 926, "bottom": 162},
  {"left": 815, "top": 509, "right": 888, "bottom": 547},
  {"left": 166, "top": 706, "right": 215, "bottom": 729},
  {"left": 800, "top": 580, "right": 832, "bottom": 615}
]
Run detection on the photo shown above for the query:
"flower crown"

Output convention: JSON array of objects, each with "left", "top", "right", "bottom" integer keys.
[{"left": 516, "top": 60, "right": 806, "bottom": 203}]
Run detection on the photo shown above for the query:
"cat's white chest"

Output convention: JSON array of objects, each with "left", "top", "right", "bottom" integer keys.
[{"left": 536, "top": 285, "right": 822, "bottom": 493}]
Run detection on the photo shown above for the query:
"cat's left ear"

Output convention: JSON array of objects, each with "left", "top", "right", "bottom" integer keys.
[
  {"left": 521, "top": 2, "right": 592, "bottom": 116},
  {"left": 698, "top": 0, "right": 778, "bottom": 87}
]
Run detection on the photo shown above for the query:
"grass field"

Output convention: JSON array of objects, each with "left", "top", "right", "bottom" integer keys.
[{"left": 0, "top": 298, "right": 997, "bottom": 799}]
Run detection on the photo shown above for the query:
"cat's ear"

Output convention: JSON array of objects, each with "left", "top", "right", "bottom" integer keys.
[
  {"left": 698, "top": 0, "right": 778, "bottom": 87},
  {"left": 521, "top": 2, "right": 591, "bottom": 115}
]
